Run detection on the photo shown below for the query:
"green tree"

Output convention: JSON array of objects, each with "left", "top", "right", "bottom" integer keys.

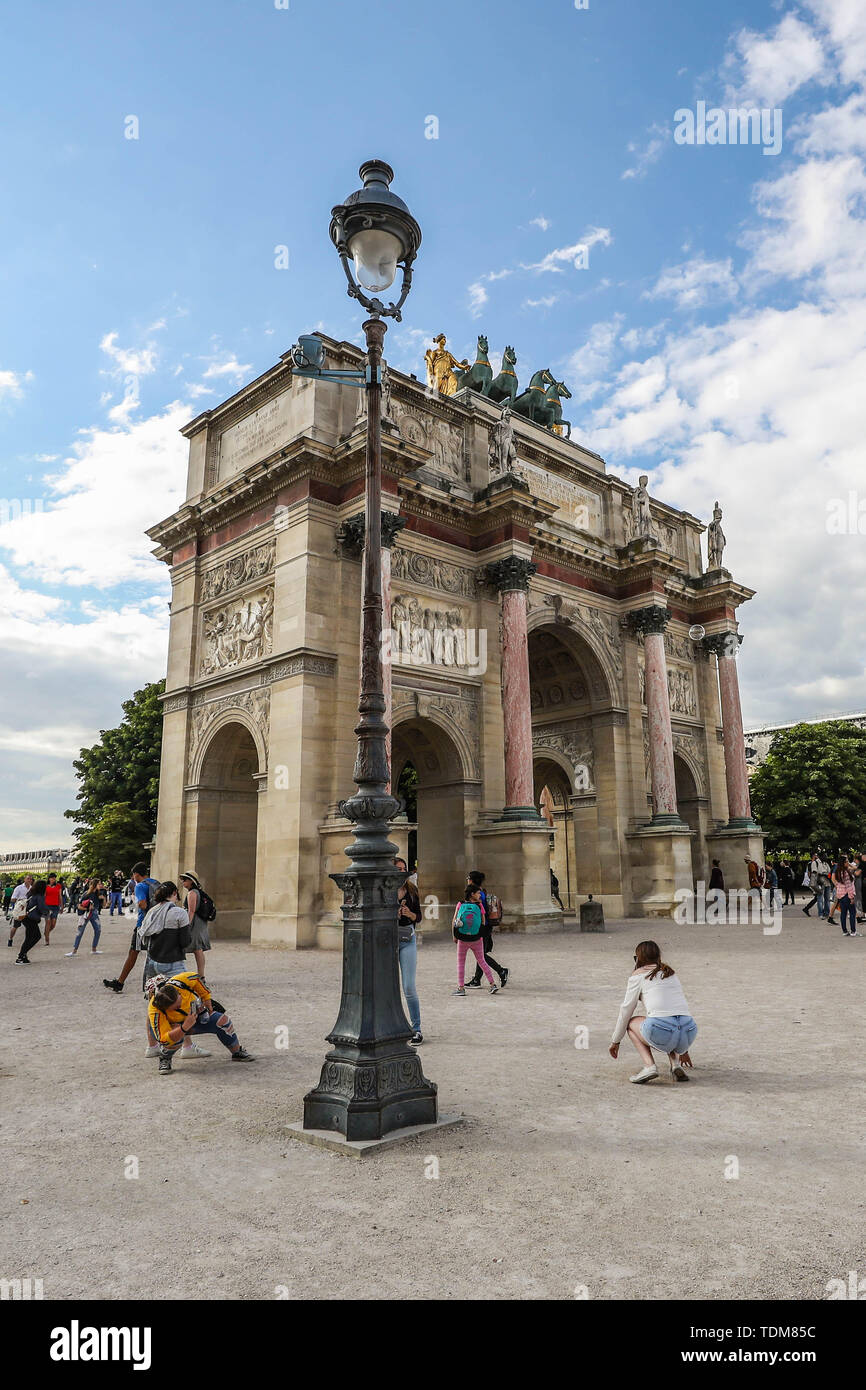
[
  {"left": 73, "top": 801, "right": 153, "bottom": 877},
  {"left": 749, "top": 721, "right": 866, "bottom": 854},
  {"left": 65, "top": 680, "right": 165, "bottom": 839}
]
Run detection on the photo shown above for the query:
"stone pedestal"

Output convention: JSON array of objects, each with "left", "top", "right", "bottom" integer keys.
[
  {"left": 705, "top": 827, "right": 766, "bottom": 893},
  {"left": 626, "top": 823, "right": 695, "bottom": 917},
  {"left": 472, "top": 818, "right": 561, "bottom": 932}
]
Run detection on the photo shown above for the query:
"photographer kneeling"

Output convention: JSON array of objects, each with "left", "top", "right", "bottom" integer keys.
[{"left": 146, "top": 970, "right": 255, "bottom": 1077}]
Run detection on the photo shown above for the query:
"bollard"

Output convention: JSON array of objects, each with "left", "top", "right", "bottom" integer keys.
[{"left": 579, "top": 894, "right": 605, "bottom": 932}]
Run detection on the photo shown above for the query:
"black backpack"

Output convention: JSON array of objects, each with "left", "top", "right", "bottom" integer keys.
[{"left": 196, "top": 888, "right": 217, "bottom": 922}]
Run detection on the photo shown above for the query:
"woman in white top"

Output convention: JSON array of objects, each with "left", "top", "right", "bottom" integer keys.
[{"left": 608, "top": 940, "right": 697, "bottom": 1084}]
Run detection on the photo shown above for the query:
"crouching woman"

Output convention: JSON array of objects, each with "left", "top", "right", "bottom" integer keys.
[
  {"left": 608, "top": 940, "right": 697, "bottom": 1084},
  {"left": 146, "top": 970, "right": 255, "bottom": 1076}
]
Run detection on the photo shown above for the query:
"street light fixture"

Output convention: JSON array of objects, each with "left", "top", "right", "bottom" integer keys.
[{"left": 298, "top": 161, "right": 438, "bottom": 1142}]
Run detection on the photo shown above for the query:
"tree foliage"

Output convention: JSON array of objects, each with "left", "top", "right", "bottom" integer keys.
[
  {"left": 65, "top": 680, "right": 165, "bottom": 838},
  {"left": 73, "top": 802, "right": 153, "bottom": 877},
  {"left": 749, "top": 721, "right": 866, "bottom": 854}
]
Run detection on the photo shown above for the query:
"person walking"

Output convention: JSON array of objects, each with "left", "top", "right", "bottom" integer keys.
[
  {"left": 608, "top": 940, "right": 697, "bottom": 1084},
  {"left": 830, "top": 856, "right": 859, "bottom": 937},
  {"left": 179, "top": 871, "right": 213, "bottom": 979},
  {"left": 464, "top": 869, "right": 508, "bottom": 989},
  {"left": 764, "top": 862, "right": 779, "bottom": 914},
  {"left": 67, "top": 876, "right": 81, "bottom": 915},
  {"left": 146, "top": 970, "right": 255, "bottom": 1076},
  {"left": 42, "top": 873, "right": 63, "bottom": 944},
  {"left": 452, "top": 886, "right": 499, "bottom": 996},
  {"left": 65, "top": 879, "right": 103, "bottom": 956},
  {"left": 778, "top": 861, "right": 796, "bottom": 906},
  {"left": 802, "top": 851, "right": 831, "bottom": 918},
  {"left": 13, "top": 879, "right": 44, "bottom": 964},
  {"left": 550, "top": 867, "right": 565, "bottom": 911},
  {"left": 708, "top": 859, "right": 724, "bottom": 892},
  {"left": 108, "top": 869, "right": 126, "bottom": 917},
  {"left": 395, "top": 859, "right": 423, "bottom": 1046},
  {"left": 2, "top": 880, "right": 13, "bottom": 919},
  {"left": 7, "top": 875, "right": 33, "bottom": 947}
]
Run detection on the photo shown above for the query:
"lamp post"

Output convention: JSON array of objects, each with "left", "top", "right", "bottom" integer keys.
[{"left": 297, "top": 161, "right": 437, "bottom": 1141}]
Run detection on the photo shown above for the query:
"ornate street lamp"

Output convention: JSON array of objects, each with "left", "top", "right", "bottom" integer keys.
[{"left": 296, "top": 162, "right": 436, "bottom": 1141}]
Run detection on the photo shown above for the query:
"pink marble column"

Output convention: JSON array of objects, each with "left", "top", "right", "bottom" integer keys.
[
  {"left": 707, "top": 632, "right": 755, "bottom": 826},
  {"left": 351, "top": 510, "right": 405, "bottom": 795},
  {"left": 488, "top": 557, "right": 538, "bottom": 818},
  {"left": 630, "top": 606, "right": 683, "bottom": 825}
]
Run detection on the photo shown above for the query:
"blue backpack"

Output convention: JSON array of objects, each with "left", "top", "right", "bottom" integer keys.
[{"left": 455, "top": 902, "right": 482, "bottom": 937}]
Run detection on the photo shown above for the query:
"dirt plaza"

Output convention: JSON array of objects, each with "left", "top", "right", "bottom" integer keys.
[{"left": 3, "top": 906, "right": 864, "bottom": 1301}]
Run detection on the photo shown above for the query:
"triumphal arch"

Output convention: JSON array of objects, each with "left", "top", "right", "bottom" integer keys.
[{"left": 148, "top": 332, "right": 763, "bottom": 946}]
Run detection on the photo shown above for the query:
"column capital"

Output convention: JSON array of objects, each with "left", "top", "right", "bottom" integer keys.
[
  {"left": 485, "top": 556, "right": 536, "bottom": 593},
  {"left": 338, "top": 511, "right": 406, "bottom": 555},
  {"left": 702, "top": 631, "right": 743, "bottom": 659},
  {"left": 627, "top": 605, "right": 670, "bottom": 637}
]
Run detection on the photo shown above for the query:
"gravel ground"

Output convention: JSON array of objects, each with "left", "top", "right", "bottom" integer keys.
[{"left": 2, "top": 905, "right": 864, "bottom": 1301}]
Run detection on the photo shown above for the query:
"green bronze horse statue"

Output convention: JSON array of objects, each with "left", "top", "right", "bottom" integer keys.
[
  {"left": 453, "top": 335, "right": 493, "bottom": 395},
  {"left": 487, "top": 345, "right": 519, "bottom": 403},
  {"left": 512, "top": 368, "right": 572, "bottom": 435}
]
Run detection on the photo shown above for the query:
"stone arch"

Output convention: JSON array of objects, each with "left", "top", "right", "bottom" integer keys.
[
  {"left": 183, "top": 720, "right": 264, "bottom": 939},
  {"left": 188, "top": 699, "right": 268, "bottom": 787},
  {"left": 526, "top": 610, "right": 619, "bottom": 708},
  {"left": 391, "top": 696, "right": 478, "bottom": 784},
  {"left": 674, "top": 753, "right": 703, "bottom": 887},
  {"left": 391, "top": 710, "right": 475, "bottom": 911}
]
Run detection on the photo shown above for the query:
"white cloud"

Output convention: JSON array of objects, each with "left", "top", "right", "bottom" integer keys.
[
  {"left": 524, "top": 228, "right": 612, "bottom": 274},
  {"left": 622, "top": 123, "right": 668, "bottom": 180},
  {"left": 644, "top": 256, "right": 739, "bottom": 310},
  {"left": 467, "top": 281, "right": 488, "bottom": 318},
  {"left": 201, "top": 355, "right": 253, "bottom": 380},
  {"left": 0, "top": 402, "right": 189, "bottom": 588},
  {"left": 723, "top": 12, "right": 829, "bottom": 106},
  {"left": 523, "top": 295, "right": 559, "bottom": 310},
  {"left": 0, "top": 368, "right": 34, "bottom": 402},
  {"left": 530, "top": 216, "right": 551, "bottom": 231},
  {"left": 792, "top": 89, "right": 866, "bottom": 156},
  {"left": 99, "top": 331, "right": 158, "bottom": 379}
]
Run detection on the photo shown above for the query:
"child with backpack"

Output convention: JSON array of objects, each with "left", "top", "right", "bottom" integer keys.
[
  {"left": 465, "top": 869, "right": 508, "bottom": 989},
  {"left": 452, "top": 887, "right": 499, "bottom": 996}
]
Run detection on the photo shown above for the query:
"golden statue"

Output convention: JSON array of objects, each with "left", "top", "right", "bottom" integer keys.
[{"left": 424, "top": 334, "right": 468, "bottom": 396}]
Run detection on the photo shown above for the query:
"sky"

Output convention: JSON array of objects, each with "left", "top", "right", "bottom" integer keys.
[{"left": 1, "top": 0, "right": 865, "bottom": 845}]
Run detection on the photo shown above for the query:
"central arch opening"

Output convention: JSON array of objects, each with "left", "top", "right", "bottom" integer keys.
[
  {"left": 391, "top": 713, "right": 470, "bottom": 914},
  {"left": 193, "top": 721, "right": 260, "bottom": 939}
]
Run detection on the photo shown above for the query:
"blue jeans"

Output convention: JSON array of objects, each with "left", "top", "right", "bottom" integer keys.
[
  {"left": 109, "top": 891, "right": 123, "bottom": 914},
  {"left": 640, "top": 1014, "right": 697, "bottom": 1055},
  {"left": 816, "top": 885, "right": 831, "bottom": 917},
  {"left": 839, "top": 897, "right": 857, "bottom": 933},
  {"left": 161, "top": 1009, "right": 239, "bottom": 1057},
  {"left": 74, "top": 912, "right": 101, "bottom": 950},
  {"left": 398, "top": 935, "right": 421, "bottom": 1032}
]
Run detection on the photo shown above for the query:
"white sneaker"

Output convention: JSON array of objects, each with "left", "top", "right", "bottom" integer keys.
[
  {"left": 629, "top": 1065, "right": 659, "bottom": 1084},
  {"left": 180, "top": 1041, "right": 210, "bottom": 1057},
  {"left": 65, "top": 950, "right": 77, "bottom": 957},
  {"left": 144, "top": 1045, "right": 160, "bottom": 1058}
]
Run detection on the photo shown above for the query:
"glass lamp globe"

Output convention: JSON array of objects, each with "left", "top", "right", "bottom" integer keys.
[{"left": 348, "top": 226, "right": 403, "bottom": 292}]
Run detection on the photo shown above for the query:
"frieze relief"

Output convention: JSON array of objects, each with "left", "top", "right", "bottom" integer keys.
[
  {"left": 388, "top": 401, "right": 465, "bottom": 480},
  {"left": 200, "top": 586, "right": 274, "bottom": 678},
  {"left": 622, "top": 496, "right": 681, "bottom": 556},
  {"left": 391, "top": 594, "right": 477, "bottom": 671},
  {"left": 200, "top": 539, "right": 275, "bottom": 602},
  {"left": 390, "top": 546, "right": 477, "bottom": 599},
  {"left": 636, "top": 654, "right": 698, "bottom": 717}
]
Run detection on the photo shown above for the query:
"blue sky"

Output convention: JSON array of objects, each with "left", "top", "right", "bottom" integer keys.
[{"left": 2, "top": 0, "right": 865, "bottom": 842}]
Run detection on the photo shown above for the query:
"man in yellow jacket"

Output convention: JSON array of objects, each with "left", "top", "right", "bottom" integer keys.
[{"left": 146, "top": 971, "right": 254, "bottom": 1076}]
